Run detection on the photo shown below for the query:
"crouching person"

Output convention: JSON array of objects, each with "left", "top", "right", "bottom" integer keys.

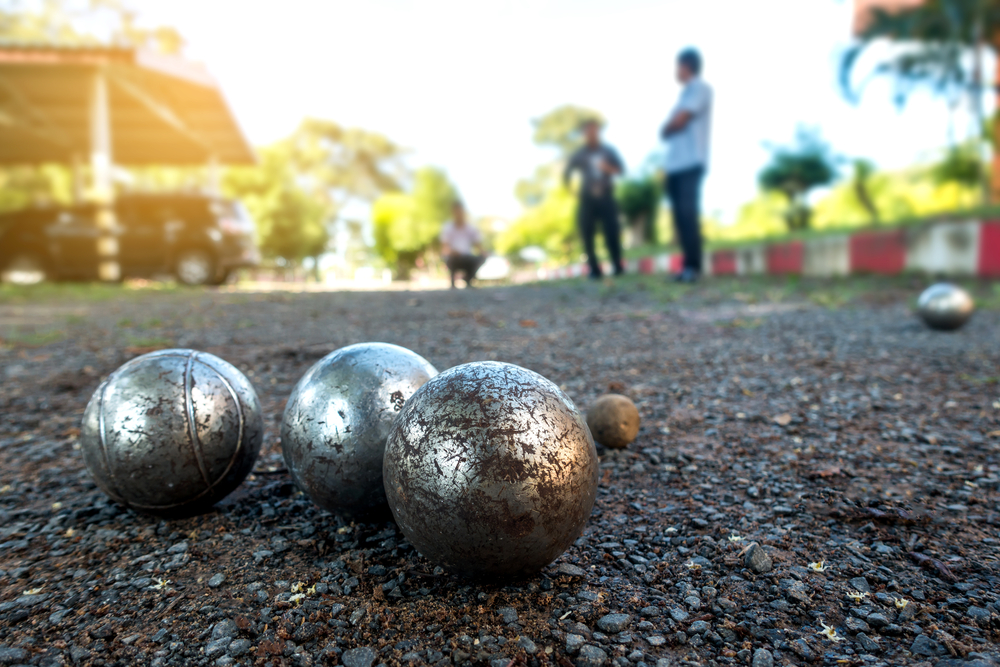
[{"left": 441, "top": 201, "right": 485, "bottom": 288}]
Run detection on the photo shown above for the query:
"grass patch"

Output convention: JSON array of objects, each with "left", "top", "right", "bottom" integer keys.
[
  {"left": 0, "top": 281, "right": 185, "bottom": 305},
  {"left": 539, "top": 272, "right": 934, "bottom": 310},
  {"left": 0, "top": 329, "right": 65, "bottom": 347},
  {"left": 974, "top": 283, "right": 1000, "bottom": 310},
  {"left": 809, "top": 291, "right": 849, "bottom": 309},
  {"left": 959, "top": 374, "right": 1000, "bottom": 385},
  {"left": 125, "top": 336, "right": 174, "bottom": 349},
  {"left": 117, "top": 317, "right": 166, "bottom": 329}
]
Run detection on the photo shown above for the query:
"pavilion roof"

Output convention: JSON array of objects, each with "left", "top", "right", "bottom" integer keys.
[{"left": 0, "top": 41, "right": 255, "bottom": 166}]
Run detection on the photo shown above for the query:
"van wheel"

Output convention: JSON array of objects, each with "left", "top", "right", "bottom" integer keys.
[
  {"left": 1, "top": 252, "right": 48, "bottom": 285},
  {"left": 208, "top": 269, "right": 231, "bottom": 286},
  {"left": 175, "top": 249, "right": 215, "bottom": 286}
]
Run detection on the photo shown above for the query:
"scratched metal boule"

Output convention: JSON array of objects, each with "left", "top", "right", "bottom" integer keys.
[
  {"left": 79, "top": 349, "right": 263, "bottom": 516},
  {"left": 917, "top": 283, "right": 974, "bottom": 331},
  {"left": 281, "top": 343, "right": 437, "bottom": 518},
  {"left": 383, "top": 361, "right": 598, "bottom": 578}
]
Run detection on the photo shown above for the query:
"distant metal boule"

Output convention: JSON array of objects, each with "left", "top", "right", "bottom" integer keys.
[
  {"left": 281, "top": 343, "right": 437, "bottom": 518},
  {"left": 80, "top": 349, "right": 263, "bottom": 516},
  {"left": 587, "top": 393, "right": 640, "bottom": 449},
  {"left": 917, "top": 283, "right": 974, "bottom": 331},
  {"left": 383, "top": 361, "right": 598, "bottom": 578}
]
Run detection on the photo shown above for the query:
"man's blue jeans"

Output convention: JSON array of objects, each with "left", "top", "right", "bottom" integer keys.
[{"left": 666, "top": 166, "right": 705, "bottom": 273}]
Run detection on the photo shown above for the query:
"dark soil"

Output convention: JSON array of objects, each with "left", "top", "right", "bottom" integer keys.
[{"left": 1, "top": 277, "right": 999, "bottom": 667}]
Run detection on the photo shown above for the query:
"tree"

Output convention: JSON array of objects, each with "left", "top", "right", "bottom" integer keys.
[
  {"left": 501, "top": 105, "right": 606, "bottom": 263},
  {"left": 282, "top": 118, "right": 408, "bottom": 271},
  {"left": 223, "top": 144, "right": 328, "bottom": 267},
  {"left": 0, "top": 0, "right": 185, "bottom": 52},
  {"left": 617, "top": 176, "right": 661, "bottom": 246},
  {"left": 372, "top": 167, "right": 458, "bottom": 277},
  {"left": 530, "top": 105, "right": 606, "bottom": 159},
  {"left": 931, "top": 139, "right": 985, "bottom": 188},
  {"left": 841, "top": 0, "right": 1000, "bottom": 202},
  {"left": 716, "top": 191, "right": 789, "bottom": 242},
  {"left": 721, "top": 161, "right": 980, "bottom": 246},
  {"left": 285, "top": 118, "right": 408, "bottom": 209},
  {"left": 223, "top": 118, "right": 408, "bottom": 273},
  {"left": 515, "top": 105, "right": 605, "bottom": 207},
  {"left": 758, "top": 129, "right": 838, "bottom": 231},
  {"left": 811, "top": 162, "right": 979, "bottom": 230},
  {"left": 851, "top": 159, "right": 881, "bottom": 222},
  {"left": 0, "top": 1, "right": 88, "bottom": 44},
  {"left": 495, "top": 187, "right": 579, "bottom": 264},
  {"left": 0, "top": 165, "right": 73, "bottom": 214}
]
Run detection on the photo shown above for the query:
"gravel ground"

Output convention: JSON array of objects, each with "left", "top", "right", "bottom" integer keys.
[{"left": 1, "top": 276, "right": 999, "bottom": 667}]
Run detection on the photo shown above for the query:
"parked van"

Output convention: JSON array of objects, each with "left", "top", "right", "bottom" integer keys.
[{"left": 0, "top": 193, "right": 259, "bottom": 285}]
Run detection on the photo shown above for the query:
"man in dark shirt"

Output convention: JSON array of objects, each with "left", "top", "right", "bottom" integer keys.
[{"left": 563, "top": 119, "right": 625, "bottom": 279}]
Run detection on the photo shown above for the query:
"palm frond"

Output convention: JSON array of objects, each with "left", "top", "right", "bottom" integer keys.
[{"left": 841, "top": 0, "right": 995, "bottom": 106}]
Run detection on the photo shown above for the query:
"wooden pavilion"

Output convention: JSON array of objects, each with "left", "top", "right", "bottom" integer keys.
[{"left": 0, "top": 43, "right": 254, "bottom": 280}]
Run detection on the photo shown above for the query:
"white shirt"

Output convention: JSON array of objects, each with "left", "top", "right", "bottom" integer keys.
[
  {"left": 665, "top": 77, "right": 713, "bottom": 174},
  {"left": 440, "top": 222, "right": 482, "bottom": 256}
]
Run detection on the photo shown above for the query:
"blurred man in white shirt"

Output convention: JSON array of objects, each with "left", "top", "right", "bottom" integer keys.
[
  {"left": 662, "top": 48, "right": 712, "bottom": 283},
  {"left": 440, "top": 201, "right": 485, "bottom": 289}
]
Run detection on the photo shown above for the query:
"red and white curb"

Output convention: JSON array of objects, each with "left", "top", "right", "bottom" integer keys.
[{"left": 539, "top": 218, "right": 1000, "bottom": 280}]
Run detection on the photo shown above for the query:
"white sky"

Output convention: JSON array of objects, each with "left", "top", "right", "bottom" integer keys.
[{"left": 137, "top": 0, "right": 981, "bottom": 224}]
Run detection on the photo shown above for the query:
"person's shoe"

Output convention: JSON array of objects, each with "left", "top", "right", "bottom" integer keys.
[
  {"left": 588, "top": 272, "right": 603, "bottom": 281},
  {"left": 672, "top": 268, "right": 699, "bottom": 283}
]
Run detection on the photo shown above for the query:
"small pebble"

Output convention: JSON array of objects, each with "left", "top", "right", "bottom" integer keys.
[
  {"left": 744, "top": 543, "right": 772, "bottom": 573},
  {"left": 688, "top": 620, "right": 710, "bottom": 634},
  {"left": 497, "top": 607, "right": 518, "bottom": 624},
  {"left": 517, "top": 636, "right": 537, "bottom": 654},
  {"left": 752, "top": 648, "right": 773, "bottom": 667},
  {"left": 211, "top": 619, "right": 237, "bottom": 640},
  {"left": 911, "top": 634, "right": 948, "bottom": 657},
  {"left": 566, "top": 634, "right": 586, "bottom": 653},
  {"left": 668, "top": 607, "right": 689, "bottom": 622},
  {"left": 0, "top": 647, "right": 28, "bottom": 664},
  {"left": 596, "top": 613, "right": 631, "bottom": 634},
  {"left": 557, "top": 563, "right": 587, "bottom": 577},
  {"left": 856, "top": 633, "right": 880, "bottom": 653},
  {"left": 866, "top": 612, "right": 889, "bottom": 629},
  {"left": 204, "top": 638, "right": 229, "bottom": 658},
  {"left": 575, "top": 644, "right": 608, "bottom": 667},
  {"left": 342, "top": 646, "right": 377, "bottom": 667}
]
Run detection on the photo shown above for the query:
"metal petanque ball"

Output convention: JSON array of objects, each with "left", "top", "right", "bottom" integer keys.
[
  {"left": 80, "top": 349, "right": 263, "bottom": 516},
  {"left": 281, "top": 343, "right": 437, "bottom": 518},
  {"left": 587, "top": 393, "right": 640, "bottom": 449},
  {"left": 383, "top": 361, "right": 598, "bottom": 578},
  {"left": 917, "top": 283, "right": 974, "bottom": 331}
]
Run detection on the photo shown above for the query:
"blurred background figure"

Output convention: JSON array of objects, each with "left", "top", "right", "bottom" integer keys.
[
  {"left": 662, "top": 47, "right": 712, "bottom": 283},
  {"left": 440, "top": 201, "right": 485, "bottom": 289},
  {"left": 563, "top": 119, "right": 625, "bottom": 280}
]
